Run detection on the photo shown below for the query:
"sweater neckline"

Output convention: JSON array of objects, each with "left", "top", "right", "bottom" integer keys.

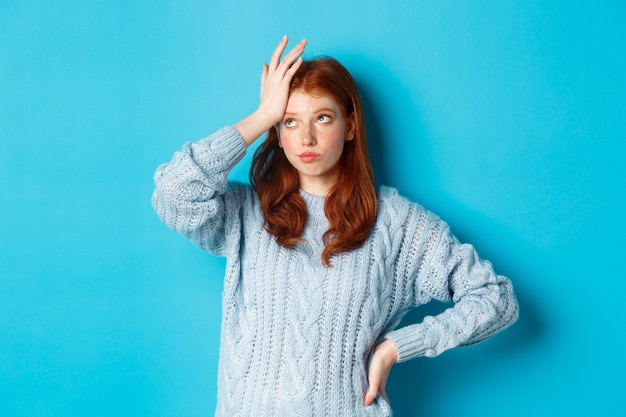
[{"left": 299, "top": 189, "right": 325, "bottom": 216}]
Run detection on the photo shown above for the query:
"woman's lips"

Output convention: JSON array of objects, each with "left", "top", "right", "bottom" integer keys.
[{"left": 298, "top": 152, "right": 321, "bottom": 163}]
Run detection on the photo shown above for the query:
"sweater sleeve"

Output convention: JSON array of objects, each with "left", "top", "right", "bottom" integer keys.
[
  {"left": 385, "top": 214, "right": 519, "bottom": 363},
  {"left": 151, "top": 126, "right": 248, "bottom": 256}
]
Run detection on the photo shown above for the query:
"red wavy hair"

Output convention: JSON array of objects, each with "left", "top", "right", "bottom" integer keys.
[{"left": 250, "top": 57, "right": 377, "bottom": 267}]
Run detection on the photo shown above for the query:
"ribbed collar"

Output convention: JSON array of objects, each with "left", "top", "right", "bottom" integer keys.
[{"left": 299, "top": 189, "right": 326, "bottom": 216}]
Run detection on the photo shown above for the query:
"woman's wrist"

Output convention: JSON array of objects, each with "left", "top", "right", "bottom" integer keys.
[
  {"left": 233, "top": 109, "right": 278, "bottom": 147},
  {"left": 376, "top": 339, "right": 399, "bottom": 365}
]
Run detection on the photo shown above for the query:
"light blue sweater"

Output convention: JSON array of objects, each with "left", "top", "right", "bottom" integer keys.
[{"left": 152, "top": 126, "right": 518, "bottom": 417}]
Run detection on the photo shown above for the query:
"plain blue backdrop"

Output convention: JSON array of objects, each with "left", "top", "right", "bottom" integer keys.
[{"left": 1, "top": 1, "right": 624, "bottom": 416}]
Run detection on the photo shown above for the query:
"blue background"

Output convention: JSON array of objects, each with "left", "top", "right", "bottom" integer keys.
[{"left": 2, "top": 1, "right": 624, "bottom": 416}]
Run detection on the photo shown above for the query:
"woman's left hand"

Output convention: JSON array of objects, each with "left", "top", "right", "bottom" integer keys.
[{"left": 364, "top": 339, "right": 398, "bottom": 406}]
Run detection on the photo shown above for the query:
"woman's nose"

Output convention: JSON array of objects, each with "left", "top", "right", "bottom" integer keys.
[{"left": 301, "top": 123, "right": 317, "bottom": 146}]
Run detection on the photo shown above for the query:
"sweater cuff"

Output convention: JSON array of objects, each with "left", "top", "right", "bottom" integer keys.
[{"left": 385, "top": 325, "right": 429, "bottom": 363}]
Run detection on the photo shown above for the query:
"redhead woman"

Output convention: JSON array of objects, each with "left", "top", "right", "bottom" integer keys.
[{"left": 152, "top": 36, "right": 518, "bottom": 417}]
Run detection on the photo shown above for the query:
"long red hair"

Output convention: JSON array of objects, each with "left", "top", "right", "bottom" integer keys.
[{"left": 250, "top": 57, "right": 377, "bottom": 267}]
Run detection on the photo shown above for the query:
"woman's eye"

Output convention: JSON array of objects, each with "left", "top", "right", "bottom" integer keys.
[
  {"left": 317, "top": 114, "right": 332, "bottom": 123},
  {"left": 284, "top": 119, "right": 296, "bottom": 127}
]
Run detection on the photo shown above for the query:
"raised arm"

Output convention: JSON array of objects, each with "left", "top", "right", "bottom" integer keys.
[{"left": 152, "top": 36, "right": 307, "bottom": 254}]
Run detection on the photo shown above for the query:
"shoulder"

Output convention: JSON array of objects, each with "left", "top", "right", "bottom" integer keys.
[
  {"left": 376, "top": 185, "right": 433, "bottom": 219},
  {"left": 377, "top": 185, "right": 406, "bottom": 204},
  {"left": 375, "top": 185, "right": 446, "bottom": 236}
]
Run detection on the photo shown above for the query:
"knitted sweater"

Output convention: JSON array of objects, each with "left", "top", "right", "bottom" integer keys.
[{"left": 152, "top": 126, "right": 518, "bottom": 417}]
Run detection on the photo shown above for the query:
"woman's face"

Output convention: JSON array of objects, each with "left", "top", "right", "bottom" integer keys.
[{"left": 278, "top": 90, "right": 355, "bottom": 196}]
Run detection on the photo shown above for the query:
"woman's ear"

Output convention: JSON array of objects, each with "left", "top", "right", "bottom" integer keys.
[{"left": 345, "top": 113, "right": 356, "bottom": 141}]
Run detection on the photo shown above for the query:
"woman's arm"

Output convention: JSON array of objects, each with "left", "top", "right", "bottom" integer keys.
[
  {"left": 151, "top": 127, "right": 248, "bottom": 255},
  {"left": 386, "top": 217, "right": 519, "bottom": 362},
  {"left": 365, "top": 218, "right": 517, "bottom": 404},
  {"left": 151, "top": 36, "right": 307, "bottom": 254}
]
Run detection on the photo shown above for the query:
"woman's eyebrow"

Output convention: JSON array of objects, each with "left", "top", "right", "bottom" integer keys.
[{"left": 284, "top": 107, "right": 337, "bottom": 116}]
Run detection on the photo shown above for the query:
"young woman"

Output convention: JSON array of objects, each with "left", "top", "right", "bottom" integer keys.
[{"left": 152, "top": 36, "right": 518, "bottom": 416}]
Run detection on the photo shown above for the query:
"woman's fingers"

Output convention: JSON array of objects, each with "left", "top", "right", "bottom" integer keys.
[
  {"left": 285, "top": 56, "right": 303, "bottom": 77},
  {"left": 261, "top": 36, "right": 305, "bottom": 95},
  {"left": 256, "top": 36, "right": 307, "bottom": 124},
  {"left": 364, "top": 368, "right": 381, "bottom": 406},
  {"left": 364, "top": 340, "right": 398, "bottom": 407},
  {"left": 260, "top": 63, "right": 269, "bottom": 96},
  {"left": 364, "top": 354, "right": 389, "bottom": 406},
  {"left": 280, "top": 38, "right": 307, "bottom": 70},
  {"left": 268, "top": 35, "right": 289, "bottom": 70},
  {"left": 267, "top": 37, "right": 306, "bottom": 76}
]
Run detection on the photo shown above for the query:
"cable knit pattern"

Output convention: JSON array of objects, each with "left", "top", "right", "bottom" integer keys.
[{"left": 152, "top": 126, "right": 518, "bottom": 417}]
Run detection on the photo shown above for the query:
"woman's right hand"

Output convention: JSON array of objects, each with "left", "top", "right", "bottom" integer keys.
[
  {"left": 233, "top": 36, "right": 306, "bottom": 146},
  {"left": 258, "top": 36, "right": 307, "bottom": 124}
]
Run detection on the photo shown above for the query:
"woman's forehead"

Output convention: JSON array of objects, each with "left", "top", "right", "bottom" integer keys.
[{"left": 285, "top": 90, "right": 341, "bottom": 114}]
